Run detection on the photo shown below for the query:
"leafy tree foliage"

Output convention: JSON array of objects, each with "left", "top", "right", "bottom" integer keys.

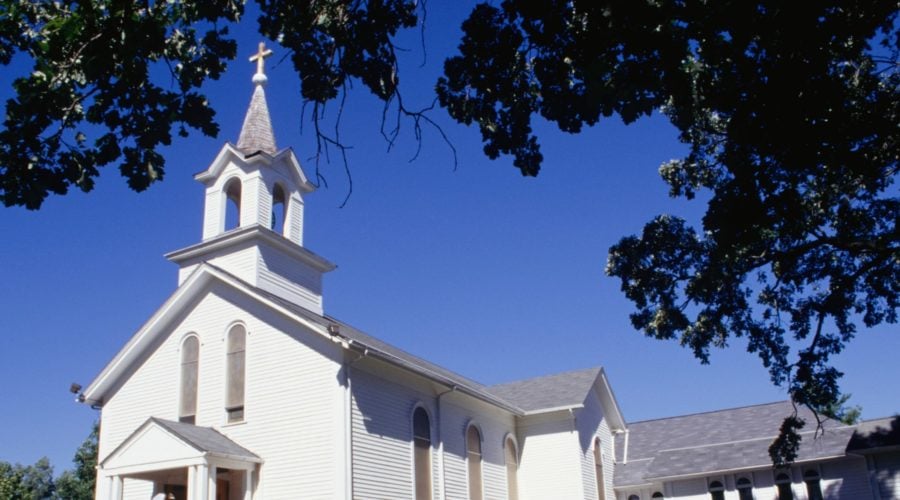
[
  {"left": 2, "top": 0, "right": 897, "bottom": 463},
  {"left": 438, "top": 0, "right": 898, "bottom": 463},
  {"left": 0, "top": 423, "right": 97, "bottom": 499},
  {"left": 0, "top": 457, "right": 56, "bottom": 500},
  {"left": 55, "top": 422, "right": 98, "bottom": 500}
]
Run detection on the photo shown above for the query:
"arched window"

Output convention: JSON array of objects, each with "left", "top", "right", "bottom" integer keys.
[
  {"left": 628, "top": 495, "right": 640, "bottom": 500},
  {"left": 652, "top": 493, "right": 664, "bottom": 499},
  {"left": 413, "top": 407, "right": 432, "bottom": 500},
  {"left": 594, "top": 438, "right": 606, "bottom": 500},
  {"left": 271, "top": 183, "right": 287, "bottom": 235},
  {"left": 225, "top": 324, "right": 246, "bottom": 423},
  {"left": 736, "top": 477, "right": 753, "bottom": 500},
  {"left": 505, "top": 436, "right": 519, "bottom": 500},
  {"left": 224, "top": 178, "right": 242, "bottom": 231},
  {"left": 466, "top": 425, "right": 483, "bottom": 500},
  {"left": 708, "top": 480, "right": 725, "bottom": 500},
  {"left": 179, "top": 336, "right": 199, "bottom": 424},
  {"left": 803, "top": 470, "right": 823, "bottom": 500},
  {"left": 775, "top": 472, "right": 794, "bottom": 500}
]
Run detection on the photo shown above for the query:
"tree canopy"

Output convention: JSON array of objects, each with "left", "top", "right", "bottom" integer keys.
[
  {"left": 0, "top": 423, "right": 97, "bottom": 500},
  {"left": 1, "top": 0, "right": 897, "bottom": 464}
]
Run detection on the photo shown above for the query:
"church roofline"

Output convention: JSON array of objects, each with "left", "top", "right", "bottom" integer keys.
[
  {"left": 82, "top": 263, "right": 520, "bottom": 414},
  {"left": 193, "top": 143, "right": 315, "bottom": 193},
  {"left": 165, "top": 224, "right": 335, "bottom": 272}
]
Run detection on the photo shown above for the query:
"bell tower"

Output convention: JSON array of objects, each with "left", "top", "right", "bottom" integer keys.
[{"left": 166, "top": 43, "right": 334, "bottom": 315}]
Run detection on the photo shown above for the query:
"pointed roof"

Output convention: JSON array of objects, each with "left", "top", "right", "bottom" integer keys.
[
  {"left": 236, "top": 83, "right": 277, "bottom": 155},
  {"left": 236, "top": 42, "right": 277, "bottom": 155}
]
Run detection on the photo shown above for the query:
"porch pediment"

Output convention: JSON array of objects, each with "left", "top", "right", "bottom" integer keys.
[{"left": 102, "top": 417, "right": 260, "bottom": 476}]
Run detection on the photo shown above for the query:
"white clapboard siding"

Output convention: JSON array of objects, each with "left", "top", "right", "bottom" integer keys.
[
  {"left": 873, "top": 452, "right": 900, "bottom": 499},
  {"left": 350, "top": 367, "right": 435, "bottom": 499},
  {"left": 576, "top": 388, "right": 614, "bottom": 500},
  {"left": 820, "top": 458, "right": 873, "bottom": 499},
  {"left": 517, "top": 414, "right": 583, "bottom": 500},
  {"left": 439, "top": 397, "right": 516, "bottom": 500},
  {"left": 667, "top": 478, "right": 708, "bottom": 500},
  {"left": 99, "top": 283, "right": 344, "bottom": 499}
]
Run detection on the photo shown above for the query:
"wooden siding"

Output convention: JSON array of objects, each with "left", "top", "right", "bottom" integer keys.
[
  {"left": 820, "top": 458, "right": 873, "bottom": 498},
  {"left": 576, "top": 388, "right": 614, "bottom": 500},
  {"left": 99, "top": 283, "right": 344, "bottom": 499},
  {"left": 256, "top": 244, "right": 323, "bottom": 313},
  {"left": 350, "top": 368, "right": 437, "bottom": 499},
  {"left": 517, "top": 414, "right": 583, "bottom": 500},
  {"left": 439, "top": 397, "right": 514, "bottom": 500},
  {"left": 873, "top": 452, "right": 900, "bottom": 499}
]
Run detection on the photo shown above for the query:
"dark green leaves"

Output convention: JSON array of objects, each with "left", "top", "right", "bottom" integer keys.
[{"left": 0, "top": 0, "right": 240, "bottom": 208}]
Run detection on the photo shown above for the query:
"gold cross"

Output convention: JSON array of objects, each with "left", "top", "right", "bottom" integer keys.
[{"left": 249, "top": 42, "right": 273, "bottom": 76}]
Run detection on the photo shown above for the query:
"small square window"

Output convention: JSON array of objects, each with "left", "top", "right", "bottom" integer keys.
[{"left": 227, "top": 406, "right": 244, "bottom": 423}]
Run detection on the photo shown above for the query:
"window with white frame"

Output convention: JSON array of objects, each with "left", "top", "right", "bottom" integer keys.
[
  {"left": 505, "top": 436, "right": 519, "bottom": 500},
  {"left": 179, "top": 335, "right": 199, "bottom": 424},
  {"left": 225, "top": 324, "right": 246, "bottom": 423},
  {"left": 412, "top": 407, "right": 432, "bottom": 500},
  {"left": 708, "top": 480, "right": 725, "bottom": 500},
  {"left": 804, "top": 469, "right": 823, "bottom": 500},
  {"left": 466, "top": 425, "right": 483, "bottom": 500},
  {"left": 736, "top": 476, "right": 754, "bottom": 500},
  {"left": 775, "top": 472, "right": 794, "bottom": 500},
  {"left": 594, "top": 438, "right": 606, "bottom": 500}
]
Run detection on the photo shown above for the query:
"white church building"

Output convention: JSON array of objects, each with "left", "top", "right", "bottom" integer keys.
[{"left": 82, "top": 46, "right": 900, "bottom": 500}]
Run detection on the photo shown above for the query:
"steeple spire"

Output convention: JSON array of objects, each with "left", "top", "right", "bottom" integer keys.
[{"left": 236, "top": 42, "right": 277, "bottom": 155}]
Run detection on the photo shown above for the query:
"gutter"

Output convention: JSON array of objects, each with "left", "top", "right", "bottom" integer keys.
[{"left": 336, "top": 335, "right": 523, "bottom": 415}]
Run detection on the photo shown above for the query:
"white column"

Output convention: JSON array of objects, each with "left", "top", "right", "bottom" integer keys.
[
  {"left": 196, "top": 465, "right": 210, "bottom": 500},
  {"left": 208, "top": 465, "right": 217, "bottom": 500},
  {"left": 187, "top": 466, "right": 197, "bottom": 500},
  {"left": 111, "top": 475, "right": 123, "bottom": 500},
  {"left": 243, "top": 469, "right": 253, "bottom": 500}
]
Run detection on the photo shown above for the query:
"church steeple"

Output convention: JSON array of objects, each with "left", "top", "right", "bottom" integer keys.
[
  {"left": 236, "top": 43, "right": 277, "bottom": 155},
  {"left": 166, "top": 43, "right": 334, "bottom": 315}
]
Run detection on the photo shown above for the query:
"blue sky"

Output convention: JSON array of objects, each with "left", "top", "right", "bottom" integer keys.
[{"left": 1, "top": 2, "right": 897, "bottom": 473}]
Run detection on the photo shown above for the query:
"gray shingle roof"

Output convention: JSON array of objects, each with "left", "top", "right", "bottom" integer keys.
[
  {"left": 486, "top": 367, "right": 602, "bottom": 412},
  {"left": 151, "top": 418, "right": 260, "bottom": 461},
  {"left": 848, "top": 416, "right": 900, "bottom": 452},
  {"left": 613, "top": 401, "right": 861, "bottom": 486},
  {"left": 236, "top": 83, "right": 277, "bottom": 155}
]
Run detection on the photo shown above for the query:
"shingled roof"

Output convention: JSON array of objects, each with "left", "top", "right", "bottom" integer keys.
[
  {"left": 151, "top": 417, "right": 260, "bottom": 460},
  {"left": 487, "top": 367, "right": 603, "bottom": 412},
  {"left": 613, "top": 401, "right": 891, "bottom": 487},
  {"left": 236, "top": 83, "right": 277, "bottom": 155}
]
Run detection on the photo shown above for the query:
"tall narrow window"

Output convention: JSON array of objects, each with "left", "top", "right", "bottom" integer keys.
[
  {"left": 775, "top": 473, "right": 794, "bottom": 500},
  {"left": 736, "top": 477, "right": 753, "bottom": 500},
  {"left": 505, "top": 437, "right": 519, "bottom": 500},
  {"left": 224, "top": 178, "right": 242, "bottom": 231},
  {"left": 271, "top": 183, "right": 287, "bottom": 235},
  {"left": 413, "top": 407, "right": 432, "bottom": 500},
  {"left": 594, "top": 438, "right": 606, "bottom": 500},
  {"left": 804, "top": 470, "right": 823, "bottom": 500},
  {"left": 708, "top": 480, "right": 725, "bottom": 500},
  {"left": 179, "top": 336, "right": 199, "bottom": 424},
  {"left": 628, "top": 496, "right": 640, "bottom": 500},
  {"left": 225, "top": 324, "right": 246, "bottom": 423},
  {"left": 652, "top": 493, "right": 664, "bottom": 499},
  {"left": 466, "top": 425, "right": 483, "bottom": 500}
]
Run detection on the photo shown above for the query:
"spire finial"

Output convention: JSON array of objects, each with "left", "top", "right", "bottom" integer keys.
[{"left": 249, "top": 42, "right": 273, "bottom": 84}]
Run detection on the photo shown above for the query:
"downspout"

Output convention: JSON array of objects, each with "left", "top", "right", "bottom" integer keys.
[
  {"left": 623, "top": 429, "right": 630, "bottom": 465},
  {"left": 436, "top": 385, "right": 458, "bottom": 500}
]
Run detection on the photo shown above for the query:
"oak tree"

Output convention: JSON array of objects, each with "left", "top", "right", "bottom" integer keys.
[{"left": 2, "top": 0, "right": 897, "bottom": 463}]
